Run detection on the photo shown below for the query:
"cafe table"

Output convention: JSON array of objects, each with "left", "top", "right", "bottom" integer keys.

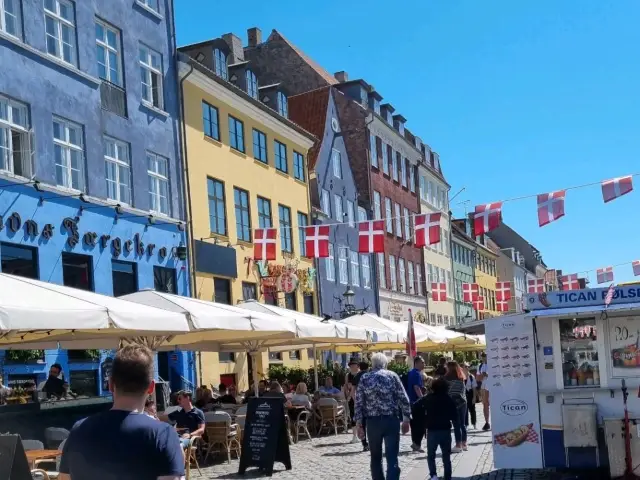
[{"left": 26, "top": 449, "right": 61, "bottom": 469}]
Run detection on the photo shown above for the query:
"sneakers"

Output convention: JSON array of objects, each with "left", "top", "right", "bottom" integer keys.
[
  {"left": 350, "top": 436, "right": 360, "bottom": 444},
  {"left": 463, "top": 444, "right": 468, "bottom": 451},
  {"left": 411, "top": 443, "right": 424, "bottom": 453},
  {"left": 482, "top": 423, "right": 491, "bottom": 431},
  {"left": 451, "top": 446, "right": 462, "bottom": 453},
  {"left": 430, "top": 476, "right": 439, "bottom": 480},
  {"left": 472, "top": 424, "right": 477, "bottom": 430}
]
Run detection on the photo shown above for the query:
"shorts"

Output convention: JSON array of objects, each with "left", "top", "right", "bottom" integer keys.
[{"left": 180, "top": 437, "right": 190, "bottom": 449}]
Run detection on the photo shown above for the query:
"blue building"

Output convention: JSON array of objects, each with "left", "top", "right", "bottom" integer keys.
[{"left": 0, "top": 0, "right": 194, "bottom": 394}]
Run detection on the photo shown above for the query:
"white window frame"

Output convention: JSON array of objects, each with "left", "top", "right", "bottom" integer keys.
[
  {"left": 408, "top": 261, "right": 414, "bottom": 294},
  {"left": 358, "top": 206, "right": 367, "bottom": 223},
  {"left": 137, "top": 0, "right": 159, "bottom": 12},
  {"left": 419, "top": 176, "right": 426, "bottom": 201},
  {"left": 373, "top": 191, "right": 382, "bottom": 220},
  {"left": 147, "top": 151, "right": 170, "bottom": 215},
  {"left": 428, "top": 181, "right": 435, "bottom": 205},
  {"left": 394, "top": 203, "right": 402, "bottom": 239},
  {"left": 369, "top": 133, "right": 377, "bottom": 167},
  {"left": 384, "top": 198, "right": 392, "bottom": 233},
  {"left": 332, "top": 148, "right": 341, "bottom": 178},
  {"left": 398, "top": 258, "right": 406, "bottom": 293},
  {"left": 447, "top": 271, "right": 453, "bottom": 298},
  {"left": 214, "top": 48, "right": 228, "bottom": 80},
  {"left": 346, "top": 200, "right": 355, "bottom": 227},
  {"left": 246, "top": 70, "right": 258, "bottom": 99},
  {"left": 361, "top": 254, "right": 371, "bottom": 289},
  {"left": 1, "top": 0, "right": 21, "bottom": 38},
  {"left": 53, "top": 117, "right": 84, "bottom": 191},
  {"left": 334, "top": 194, "right": 343, "bottom": 222},
  {"left": 350, "top": 251, "right": 360, "bottom": 287},
  {"left": 382, "top": 141, "right": 389, "bottom": 175},
  {"left": 391, "top": 149, "right": 398, "bottom": 181},
  {"left": 416, "top": 266, "right": 422, "bottom": 296},
  {"left": 377, "top": 253, "right": 386, "bottom": 289},
  {"left": 338, "top": 247, "right": 349, "bottom": 285},
  {"left": 326, "top": 244, "right": 335, "bottom": 281},
  {"left": 44, "top": 0, "right": 77, "bottom": 66},
  {"left": 321, "top": 188, "right": 331, "bottom": 216},
  {"left": 139, "top": 43, "right": 164, "bottom": 109},
  {"left": 0, "top": 95, "right": 32, "bottom": 178},
  {"left": 389, "top": 255, "right": 397, "bottom": 291},
  {"left": 410, "top": 165, "right": 415, "bottom": 193},
  {"left": 95, "top": 20, "right": 122, "bottom": 86},
  {"left": 403, "top": 207, "right": 410, "bottom": 240},
  {"left": 401, "top": 157, "right": 407, "bottom": 187},
  {"left": 104, "top": 136, "right": 131, "bottom": 205}
]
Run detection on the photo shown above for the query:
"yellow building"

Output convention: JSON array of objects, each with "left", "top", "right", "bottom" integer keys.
[
  {"left": 179, "top": 40, "right": 316, "bottom": 391},
  {"left": 474, "top": 241, "right": 500, "bottom": 319}
]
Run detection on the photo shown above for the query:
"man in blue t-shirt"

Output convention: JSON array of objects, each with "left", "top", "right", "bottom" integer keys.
[
  {"left": 59, "top": 345, "right": 184, "bottom": 480},
  {"left": 161, "top": 390, "right": 206, "bottom": 449},
  {"left": 408, "top": 355, "right": 426, "bottom": 452}
]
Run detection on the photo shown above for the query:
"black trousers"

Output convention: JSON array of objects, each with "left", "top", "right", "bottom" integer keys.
[
  {"left": 410, "top": 403, "right": 425, "bottom": 446},
  {"left": 349, "top": 399, "right": 368, "bottom": 446},
  {"left": 466, "top": 390, "right": 476, "bottom": 426}
]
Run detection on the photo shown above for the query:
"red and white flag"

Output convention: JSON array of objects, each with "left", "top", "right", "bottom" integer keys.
[
  {"left": 358, "top": 220, "right": 385, "bottom": 253},
  {"left": 633, "top": 261, "right": 640, "bottom": 277},
  {"left": 304, "top": 225, "right": 330, "bottom": 258},
  {"left": 414, "top": 212, "right": 441, "bottom": 247},
  {"left": 597, "top": 267, "right": 614, "bottom": 284},
  {"left": 602, "top": 176, "right": 633, "bottom": 203},
  {"left": 473, "top": 296, "right": 485, "bottom": 311},
  {"left": 560, "top": 274, "right": 580, "bottom": 291},
  {"left": 528, "top": 278, "right": 545, "bottom": 293},
  {"left": 254, "top": 228, "right": 277, "bottom": 261},
  {"left": 406, "top": 309, "right": 417, "bottom": 358},
  {"left": 495, "top": 282, "right": 512, "bottom": 301},
  {"left": 431, "top": 282, "right": 447, "bottom": 301},
  {"left": 496, "top": 300, "right": 509, "bottom": 313},
  {"left": 462, "top": 283, "right": 479, "bottom": 303},
  {"left": 473, "top": 202, "right": 502, "bottom": 235},
  {"left": 605, "top": 283, "right": 615, "bottom": 307},
  {"left": 537, "top": 190, "right": 566, "bottom": 227}
]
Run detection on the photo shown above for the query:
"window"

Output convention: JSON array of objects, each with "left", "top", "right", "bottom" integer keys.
[
  {"left": 219, "top": 352, "right": 235, "bottom": 363},
  {"left": 419, "top": 176, "right": 426, "bottom": 200},
  {"left": 361, "top": 254, "right": 371, "bottom": 289},
  {"left": 62, "top": 253, "right": 93, "bottom": 291},
  {"left": 104, "top": 137, "right": 131, "bottom": 204},
  {"left": 0, "top": 243, "right": 38, "bottom": 279},
  {"left": 346, "top": 200, "right": 355, "bottom": 227},
  {"left": 398, "top": 258, "right": 406, "bottom": 293},
  {"left": 303, "top": 294, "right": 315, "bottom": 314},
  {"left": 382, "top": 142, "right": 389, "bottom": 175},
  {"left": 228, "top": 115, "right": 245, "bottom": 152},
  {"left": 428, "top": 181, "right": 435, "bottom": 204},
  {"left": 214, "top": 277, "right": 231, "bottom": 304},
  {"left": 391, "top": 151, "right": 398, "bottom": 182},
  {"left": 377, "top": 253, "right": 386, "bottom": 289},
  {"left": 257, "top": 196, "right": 272, "bottom": 228},
  {"left": 384, "top": 198, "right": 392, "bottom": 233},
  {"left": 53, "top": 117, "right": 84, "bottom": 191},
  {"left": 249, "top": 131, "right": 267, "bottom": 165},
  {"left": 1, "top": 0, "right": 21, "bottom": 37},
  {"left": 45, "top": 0, "right": 76, "bottom": 65},
  {"left": 274, "top": 140, "right": 287, "bottom": 173},
  {"left": 403, "top": 207, "right": 410, "bottom": 240},
  {"left": 447, "top": 271, "right": 452, "bottom": 297},
  {"left": 389, "top": 255, "right": 397, "bottom": 291},
  {"left": 137, "top": 0, "right": 158, "bottom": 12},
  {"left": 284, "top": 292, "right": 297, "bottom": 311},
  {"left": 278, "top": 204, "right": 292, "bottom": 252},
  {"left": 112, "top": 260, "right": 137, "bottom": 297},
  {"left": 373, "top": 191, "right": 381, "bottom": 220},
  {"left": 338, "top": 247, "right": 348, "bottom": 284},
  {"left": 214, "top": 48, "right": 228, "bottom": 80},
  {"left": 289, "top": 350, "right": 301, "bottom": 360},
  {"left": 358, "top": 207, "right": 367, "bottom": 222},
  {"left": 437, "top": 314, "right": 443, "bottom": 325},
  {"left": 430, "top": 313, "right": 436, "bottom": 325},
  {"left": 410, "top": 166, "right": 415, "bottom": 193},
  {"left": 207, "top": 178, "right": 226, "bottom": 235},
  {"left": 269, "top": 351, "right": 283, "bottom": 362},
  {"left": 408, "top": 262, "right": 415, "bottom": 294},
  {"left": 416, "top": 265, "right": 423, "bottom": 295},
  {"left": 394, "top": 203, "right": 402, "bottom": 238},
  {"left": 321, "top": 189, "right": 330, "bottom": 216},
  {"left": 242, "top": 282, "right": 257, "bottom": 300},
  {"left": 326, "top": 244, "right": 335, "bottom": 281},
  {"left": 369, "top": 133, "right": 378, "bottom": 167},
  {"left": 95, "top": 20, "right": 122, "bottom": 87},
  {"left": 0, "top": 94, "right": 31, "bottom": 177},
  {"left": 245, "top": 70, "right": 258, "bottom": 99},
  {"left": 277, "top": 91, "right": 288, "bottom": 118},
  {"left": 147, "top": 152, "right": 169, "bottom": 215},
  {"left": 297, "top": 212, "right": 308, "bottom": 256},
  {"left": 350, "top": 251, "right": 360, "bottom": 287},
  {"left": 334, "top": 194, "right": 343, "bottom": 222},
  {"left": 139, "top": 44, "right": 163, "bottom": 109},
  {"left": 234, "top": 187, "right": 251, "bottom": 242},
  {"left": 332, "top": 149, "right": 341, "bottom": 178},
  {"left": 293, "top": 151, "right": 305, "bottom": 181},
  {"left": 401, "top": 158, "right": 407, "bottom": 187},
  {"left": 202, "top": 102, "right": 220, "bottom": 140},
  {"left": 153, "top": 266, "right": 176, "bottom": 293}
]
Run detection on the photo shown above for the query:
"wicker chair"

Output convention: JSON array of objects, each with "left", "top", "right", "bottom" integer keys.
[
  {"left": 184, "top": 435, "right": 202, "bottom": 479},
  {"left": 204, "top": 413, "right": 241, "bottom": 464},
  {"left": 316, "top": 398, "right": 346, "bottom": 436},
  {"left": 293, "top": 409, "right": 312, "bottom": 443},
  {"left": 31, "top": 470, "right": 50, "bottom": 480}
]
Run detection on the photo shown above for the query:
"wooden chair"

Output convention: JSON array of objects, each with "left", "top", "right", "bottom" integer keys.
[
  {"left": 184, "top": 435, "right": 202, "bottom": 479},
  {"left": 31, "top": 470, "right": 50, "bottom": 480},
  {"left": 33, "top": 439, "right": 66, "bottom": 479},
  {"left": 316, "top": 398, "right": 346, "bottom": 436},
  {"left": 204, "top": 413, "right": 240, "bottom": 464},
  {"left": 293, "top": 410, "right": 312, "bottom": 443}
]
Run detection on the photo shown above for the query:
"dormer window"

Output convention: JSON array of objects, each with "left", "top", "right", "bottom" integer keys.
[
  {"left": 398, "top": 123, "right": 404, "bottom": 135},
  {"left": 246, "top": 70, "right": 258, "bottom": 99},
  {"left": 386, "top": 111, "right": 393, "bottom": 125},
  {"left": 277, "top": 91, "right": 288, "bottom": 118},
  {"left": 214, "top": 48, "right": 228, "bottom": 80},
  {"left": 373, "top": 98, "right": 380, "bottom": 114}
]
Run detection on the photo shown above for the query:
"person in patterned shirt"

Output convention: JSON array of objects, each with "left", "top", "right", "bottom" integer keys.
[{"left": 355, "top": 353, "right": 411, "bottom": 480}]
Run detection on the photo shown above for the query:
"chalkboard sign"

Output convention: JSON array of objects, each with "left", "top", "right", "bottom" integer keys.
[
  {"left": 0, "top": 435, "right": 33, "bottom": 480},
  {"left": 238, "top": 397, "right": 292, "bottom": 476}
]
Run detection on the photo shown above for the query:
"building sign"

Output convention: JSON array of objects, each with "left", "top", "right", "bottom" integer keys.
[
  {"left": 255, "top": 262, "right": 315, "bottom": 294},
  {"left": 277, "top": 271, "right": 298, "bottom": 294},
  {"left": 526, "top": 286, "right": 640, "bottom": 310},
  {"left": 388, "top": 302, "right": 403, "bottom": 317}
]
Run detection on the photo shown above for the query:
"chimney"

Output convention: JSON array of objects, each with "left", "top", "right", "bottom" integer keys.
[
  {"left": 222, "top": 33, "right": 244, "bottom": 63},
  {"left": 334, "top": 71, "right": 348, "bottom": 83},
  {"left": 247, "top": 27, "right": 262, "bottom": 47}
]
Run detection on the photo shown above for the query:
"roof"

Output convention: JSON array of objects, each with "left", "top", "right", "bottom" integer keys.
[
  {"left": 288, "top": 86, "right": 331, "bottom": 171},
  {"left": 451, "top": 222, "right": 475, "bottom": 245},
  {"left": 486, "top": 222, "right": 547, "bottom": 272}
]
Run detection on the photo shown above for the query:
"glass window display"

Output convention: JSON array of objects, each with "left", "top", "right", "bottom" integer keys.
[{"left": 559, "top": 318, "right": 600, "bottom": 388}]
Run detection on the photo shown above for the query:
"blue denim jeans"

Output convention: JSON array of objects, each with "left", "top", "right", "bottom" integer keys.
[
  {"left": 427, "top": 429, "right": 452, "bottom": 480},
  {"left": 365, "top": 415, "right": 401, "bottom": 480},
  {"left": 453, "top": 403, "right": 467, "bottom": 444}
]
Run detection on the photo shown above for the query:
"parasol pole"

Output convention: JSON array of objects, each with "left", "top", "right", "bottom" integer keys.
[{"left": 313, "top": 343, "right": 319, "bottom": 391}]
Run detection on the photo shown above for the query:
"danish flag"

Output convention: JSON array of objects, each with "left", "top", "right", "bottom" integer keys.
[
  {"left": 358, "top": 220, "right": 385, "bottom": 253},
  {"left": 473, "top": 296, "right": 485, "bottom": 311},
  {"left": 537, "top": 190, "right": 566, "bottom": 227},
  {"left": 414, "top": 213, "right": 441, "bottom": 247},
  {"left": 431, "top": 282, "right": 447, "bottom": 301},
  {"left": 496, "top": 300, "right": 509, "bottom": 313},
  {"left": 462, "top": 283, "right": 479, "bottom": 303},
  {"left": 304, "top": 225, "right": 330, "bottom": 258},
  {"left": 528, "top": 278, "right": 545, "bottom": 293},
  {"left": 254, "top": 228, "right": 277, "bottom": 261},
  {"left": 560, "top": 274, "right": 580, "bottom": 291},
  {"left": 602, "top": 176, "right": 633, "bottom": 203},
  {"left": 596, "top": 267, "right": 614, "bottom": 284},
  {"left": 473, "top": 202, "right": 502, "bottom": 235},
  {"left": 495, "top": 282, "right": 512, "bottom": 301},
  {"left": 633, "top": 261, "right": 640, "bottom": 277}
]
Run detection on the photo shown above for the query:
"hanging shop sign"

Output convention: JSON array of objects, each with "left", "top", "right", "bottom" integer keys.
[
  {"left": 254, "top": 262, "right": 316, "bottom": 294},
  {"left": 277, "top": 271, "right": 298, "bottom": 294}
]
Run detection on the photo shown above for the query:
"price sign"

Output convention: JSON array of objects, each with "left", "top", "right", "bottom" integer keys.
[{"left": 609, "top": 316, "right": 640, "bottom": 377}]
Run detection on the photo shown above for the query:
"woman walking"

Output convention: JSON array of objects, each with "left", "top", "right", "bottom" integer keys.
[
  {"left": 444, "top": 361, "right": 468, "bottom": 452},
  {"left": 463, "top": 363, "right": 477, "bottom": 430}
]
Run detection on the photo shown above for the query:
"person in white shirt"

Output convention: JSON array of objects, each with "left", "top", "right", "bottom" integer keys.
[
  {"left": 477, "top": 353, "right": 490, "bottom": 430},
  {"left": 462, "top": 364, "right": 478, "bottom": 429}
]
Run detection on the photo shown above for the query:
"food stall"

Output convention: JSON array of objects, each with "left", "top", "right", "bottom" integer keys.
[{"left": 486, "top": 285, "right": 640, "bottom": 477}]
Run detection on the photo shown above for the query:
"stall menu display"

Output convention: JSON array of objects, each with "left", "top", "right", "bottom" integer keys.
[
  {"left": 238, "top": 397, "right": 291, "bottom": 476},
  {"left": 486, "top": 315, "right": 543, "bottom": 470},
  {"left": 608, "top": 316, "right": 640, "bottom": 378}
]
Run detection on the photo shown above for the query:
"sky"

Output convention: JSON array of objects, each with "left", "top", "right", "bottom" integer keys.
[{"left": 175, "top": 0, "right": 640, "bottom": 285}]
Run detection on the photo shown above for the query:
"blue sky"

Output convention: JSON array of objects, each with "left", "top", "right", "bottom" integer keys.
[{"left": 175, "top": 0, "right": 640, "bottom": 285}]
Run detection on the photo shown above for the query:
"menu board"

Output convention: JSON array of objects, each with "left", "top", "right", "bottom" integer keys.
[
  {"left": 486, "top": 314, "right": 543, "bottom": 470},
  {"left": 608, "top": 316, "right": 640, "bottom": 378},
  {"left": 0, "top": 435, "right": 32, "bottom": 480},
  {"left": 238, "top": 397, "right": 291, "bottom": 476}
]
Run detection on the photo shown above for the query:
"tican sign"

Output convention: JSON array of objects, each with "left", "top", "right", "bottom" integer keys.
[{"left": 526, "top": 285, "right": 640, "bottom": 310}]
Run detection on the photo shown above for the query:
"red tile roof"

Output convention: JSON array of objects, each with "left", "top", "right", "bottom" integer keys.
[{"left": 288, "top": 87, "right": 331, "bottom": 171}]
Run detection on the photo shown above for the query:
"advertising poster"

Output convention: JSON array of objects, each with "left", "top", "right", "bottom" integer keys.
[
  {"left": 486, "top": 314, "right": 543, "bottom": 469},
  {"left": 609, "top": 316, "right": 640, "bottom": 377}
]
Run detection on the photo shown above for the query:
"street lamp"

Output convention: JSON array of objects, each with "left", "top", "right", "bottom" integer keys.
[{"left": 343, "top": 286, "right": 355, "bottom": 308}]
